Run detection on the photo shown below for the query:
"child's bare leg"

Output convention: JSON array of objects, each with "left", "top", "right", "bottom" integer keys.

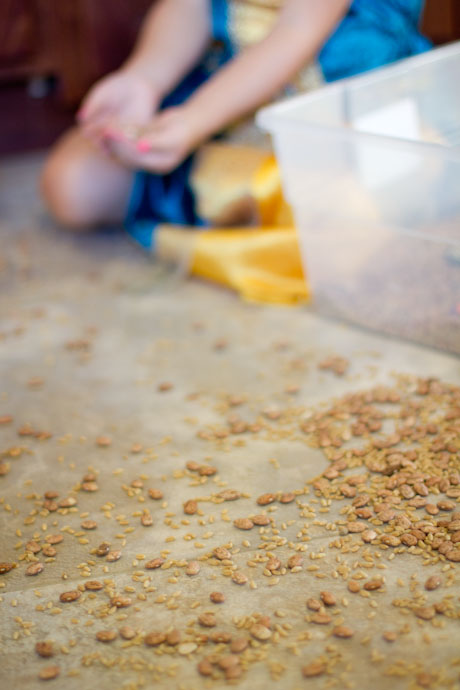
[{"left": 40, "top": 129, "right": 134, "bottom": 230}]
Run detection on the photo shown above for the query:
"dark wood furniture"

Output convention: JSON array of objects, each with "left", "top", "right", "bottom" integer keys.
[
  {"left": 0, "top": 0, "right": 152, "bottom": 107},
  {"left": 422, "top": 0, "right": 460, "bottom": 44}
]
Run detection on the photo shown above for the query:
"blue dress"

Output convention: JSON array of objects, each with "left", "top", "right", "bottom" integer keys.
[
  {"left": 318, "top": 0, "right": 431, "bottom": 81},
  {"left": 126, "top": 0, "right": 431, "bottom": 249}
]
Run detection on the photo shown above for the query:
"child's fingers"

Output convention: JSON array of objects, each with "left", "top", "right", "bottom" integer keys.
[
  {"left": 78, "top": 113, "right": 113, "bottom": 149},
  {"left": 136, "top": 149, "right": 179, "bottom": 174},
  {"left": 78, "top": 82, "right": 108, "bottom": 115},
  {"left": 80, "top": 119, "right": 122, "bottom": 155},
  {"left": 77, "top": 82, "right": 120, "bottom": 124},
  {"left": 134, "top": 128, "right": 173, "bottom": 153},
  {"left": 107, "top": 136, "right": 176, "bottom": 173},
  {"left": 78, "top": 107, "right": 115, "bottom": 135},
  {"left": 77, "top": 97, "right": 104, "bottom": 124},
  {"left": 104, "top": 122, "right": 141, "bottom": 144},
  {"left": 134, "top": 116, "right": 171, "bottom": 148},
  {"left": 78, "top": 125, "right": 111, "bottom": 155},
  {"left": 80, "top": 121, "right": 106, "bottom": 145},
  {"left": 104, "top": 136, "right": 145, "bottom": 168},
  {"left": 136, "top": 139, "right": 152, "bottom": 153},
  {"left": 80, "top": 114, "right": 130, "bottom": 149}
]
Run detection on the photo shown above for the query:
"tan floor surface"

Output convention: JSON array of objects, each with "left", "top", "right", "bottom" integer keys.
[{"left": 0, "top": 154, "right": 459, "bottom": 690}]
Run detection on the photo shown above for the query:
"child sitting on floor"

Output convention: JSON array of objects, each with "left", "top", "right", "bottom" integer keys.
[{"left": 41, "top": 0, "right": 430, "bottom": 249}]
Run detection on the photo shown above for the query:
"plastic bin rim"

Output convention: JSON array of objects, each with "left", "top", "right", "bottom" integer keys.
[
  {"left": 257, "top": 42, "right": 460, "bottom": 160},
  {"left": 257, "top": 114, "right": 460, "bottom": 161},
  {"left": 298, "top": 218, "right": 460, "bottom": 248}
]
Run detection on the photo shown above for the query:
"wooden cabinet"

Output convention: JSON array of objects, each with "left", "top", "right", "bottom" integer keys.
[
  {"left": 0, "top": 1, "right": 54, "bottom": 80},
  {"left": 0, "top": 0, "right": 152, "bottom": 107},
  {"left": 422, "top": 0, "right": 460, "bottom": 44}
]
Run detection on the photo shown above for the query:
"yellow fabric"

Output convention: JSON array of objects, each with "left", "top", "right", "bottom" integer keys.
[
  {"left": 250, "top": 153, "right": 294, "bottom": 227},
  {"left": 191, "top": 225, "right": 308, "bottom": 305},
  {"left": 189, "top": 152, "right": 309, "bottom": 304},
  {"left": 191, "top": 144, "right": 269, "bottom": 225}
]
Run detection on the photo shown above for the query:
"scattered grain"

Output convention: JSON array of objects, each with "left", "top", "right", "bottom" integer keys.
[
  {"left": 210, "top": 591, "right": 225, "bottom": 604},
  {"left": 144, "top": 632, "right": 166, "bottom": 646},
  {"left": 38, "top": 666, "right": 60, "bottom": 681},
  {"left": 26, "top": 563, "right": 44, "bottom": 576},
  {"left": 232, "top": 571, "right": 248, "bottom": 585},
  {"left": 424, "top": 575, "right": 442, "bottom": 591},
  {"left": 35, "top": 642, "right": 54, "bottom": 658},
  {"left": 250, "top": 624, "right": 272, "bottom": 641},
  {"left": 184, "top": 500, "right": 198, "bottom": 515},
  {"left": 59, "top": 590, "right": 81, "bottom": 603},
  {"left": 186, "top": 561, "right": 201, "bottom": 576},
  {"left": 96, "top": 630, "right": 117, "bottom": 643},
  {"left": 302, "top": 661, "right": 326, "bottom": 678},
  {"left": 332, "top": 625, "right": 354, "bottom": 638}
]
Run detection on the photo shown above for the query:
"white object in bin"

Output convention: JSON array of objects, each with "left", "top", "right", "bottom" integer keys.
[
  {"left": 353, "top": 97, "right": 421, "bottom": 188},
  {"left": 353, "top": 96, "right": 421, "bottom": 141}
]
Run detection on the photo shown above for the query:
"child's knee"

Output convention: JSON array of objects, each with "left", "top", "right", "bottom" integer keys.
[{"left": 40, "top": 136, "right": 96, "bottom": 230}]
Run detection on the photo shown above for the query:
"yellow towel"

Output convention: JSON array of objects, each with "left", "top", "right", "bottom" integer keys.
[{"left": 157, "top": 145, "right": 309, "bottom": 304}]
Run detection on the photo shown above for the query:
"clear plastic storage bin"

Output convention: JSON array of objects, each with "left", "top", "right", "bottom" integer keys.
[{"left": 258, "top": 42, "right": 460, "bottom": 354}]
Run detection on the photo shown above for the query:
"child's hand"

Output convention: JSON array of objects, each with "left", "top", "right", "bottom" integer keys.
[
  {"left": 135, "top": 107, "right": 201, "bottom": 173},
  {"left": 77, "top": 70, "right": 160, "bottom": 146},
  {"left": 105, "top": 107, "right": 200, "bottom": 174}
]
